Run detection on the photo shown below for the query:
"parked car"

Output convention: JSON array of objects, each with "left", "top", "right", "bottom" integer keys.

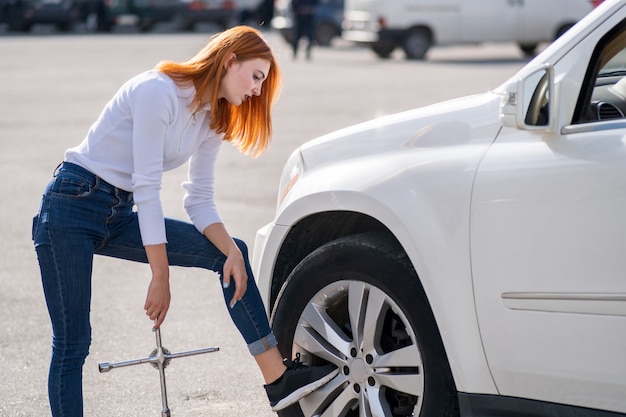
[
  {"left": 235, "top": 0, "right": 268, "bottom": 27},
  {"left": 253, "top": 1, "right": 626, "bottom": 416},
  {"left": 77, "top": 0, "right": 237, "bottom": 32},
  {"left": 272, "top": 0, "right": 343, "bottom": 47},
  {"left": 4, "top": 0, "right": 79, "bottom": 31},
  {"left": 172, "top": 0, "right": 237, "bottom": 31},
  {"left": 343, "top": 0, "right": 604, "bottom": 59},
  {"left": 73, "top": 0, "right": 169, "bottom": 31}
]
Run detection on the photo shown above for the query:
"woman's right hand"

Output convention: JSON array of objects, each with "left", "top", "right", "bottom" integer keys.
[
  {"left": 144, "top": 243, "right": 171, "bottom": 330},
  {"left": 144, "top": 273, "right": 171, "bottom": 330}
]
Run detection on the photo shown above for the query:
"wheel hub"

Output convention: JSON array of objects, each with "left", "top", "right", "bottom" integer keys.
[{"left": 349, "top": 357, "right": 369, "bottom": 383}]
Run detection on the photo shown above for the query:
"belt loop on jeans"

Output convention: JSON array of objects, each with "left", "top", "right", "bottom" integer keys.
[{"left": 93, "top": 175, "right": 101, "bottom": 191}]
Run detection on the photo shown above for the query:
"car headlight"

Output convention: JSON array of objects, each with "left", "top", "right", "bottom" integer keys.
[{"left": 277, "top": 149, "right": 304, "bottom": 207}]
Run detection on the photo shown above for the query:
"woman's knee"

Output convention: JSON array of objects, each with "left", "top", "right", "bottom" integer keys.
[
  {"left": 233, "top": 237, "right": 249, "bottom": 258},
  {"left": 52, "top": 337, "right": 92, "bottom": 362}
]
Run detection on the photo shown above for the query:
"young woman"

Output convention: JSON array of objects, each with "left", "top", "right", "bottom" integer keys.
[{"left": 32, "top": 26, "right": 337, "bottom": 417}]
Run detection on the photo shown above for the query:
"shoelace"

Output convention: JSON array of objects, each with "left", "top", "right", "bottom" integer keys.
[{"left": 284, "top": 352, "right": 306, "bottom": 370}]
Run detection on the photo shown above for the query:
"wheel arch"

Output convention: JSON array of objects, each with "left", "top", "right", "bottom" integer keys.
[
  {"left": 407, "top": 23, "right": 435, "bottom": 37},
  {"left": 268, "top": 211, "right": 397, "bottom": 312},
  {"left": 407, "top": 24, "right": 435, "bottom": 43}
]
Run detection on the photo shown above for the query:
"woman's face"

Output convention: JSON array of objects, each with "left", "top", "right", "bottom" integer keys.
[{"left": 219, "top": 56, "right": 271, "bottom": 106}]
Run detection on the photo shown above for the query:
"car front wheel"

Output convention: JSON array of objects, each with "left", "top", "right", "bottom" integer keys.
[
  {"left": 315, "top": 22, "right": 338, "bottom": 46},
  {"left": 518, "top": 43, "right": 538, "bottom": 56},
  {"left": 402, "top": 28, "right": 431, "bottom": 60},
  {"left": 271, "top": 233, "right": 458, "bottom": 417}
]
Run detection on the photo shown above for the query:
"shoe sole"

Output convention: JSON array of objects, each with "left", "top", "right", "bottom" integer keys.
[{"left": 271, "top": 368, "right": 340, "bottom": 412}]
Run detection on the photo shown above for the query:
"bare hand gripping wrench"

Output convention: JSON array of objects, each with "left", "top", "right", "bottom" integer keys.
[{"left": 98, "top": 327, "right": 219, "bottom": 417}]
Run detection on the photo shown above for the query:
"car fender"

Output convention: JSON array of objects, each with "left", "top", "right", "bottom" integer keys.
[{"left": 256, "top": 93, "right": 503, "bottom": 393}]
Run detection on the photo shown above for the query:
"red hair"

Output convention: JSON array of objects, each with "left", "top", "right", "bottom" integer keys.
[{"left": 155, "top": 26, "right": 282, "bottom": 156}]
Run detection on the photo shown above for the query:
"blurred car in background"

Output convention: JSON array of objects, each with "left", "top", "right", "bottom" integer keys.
[
  {"left": 172, "top": 0, "right": 237, "bottom": 31},
  {"left": 3, "top": 0, "right": 79, "bottom": 31},
  {"left": 77, "top": 0, "right": 174, "bottom": 31},
  {"left": 76, "top": 0, "right": 237, "bottom": 32},
  {"left": 1, "top": 0, "right": 256, "bottom": 31},
  {"left": 272, "top": 0, "right": 343, "bottom": 47},
  {"left": 79, "top": 0, "right": 237, "bottom": 32},
  {"left": 343, "top": 0, "right": 604, "bottom": 59},
  {"left": 235, "top": 0, "right": 268, "bottom": 26}
]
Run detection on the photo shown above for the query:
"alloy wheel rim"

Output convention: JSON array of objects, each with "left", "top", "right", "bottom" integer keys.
[{"left": 291, "top": 280, "right": 424, "bottom": 416}]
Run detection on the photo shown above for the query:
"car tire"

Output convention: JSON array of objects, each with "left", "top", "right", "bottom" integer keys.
[
  {"left": 518, "top": 43, "right": 538, "bottom": 56},
  {"left": 85, "top": 12, "right": 112, "bottom": 32},
  {"left": 315, "top": 22, "right": 338, "bottom": 47},
  {"left": 57, "top": 21, "right": 73, "bottom": 32},
  {"left": 555, "top": 23, "right": 575, "bottom": 39},
  {"left": 402, "top": 28, "right": 431, "bottom": 60},
  {"left": 84, "top": 12, "right": 98, "bottom": 31},
  {"left": 7, "top": 12, "right": 29, "bottom": 32},
  {"left": 371, "top": 40, "right": 396, "bottom": 59},
  {"left": 271, "top": 232, "right": 459, "bottom": 417},
  {"left": 139, "top": 20, "right": 153, "bottom": 32},
  {"left": 172, "top": 14, "right": 193, "bottom": 31}
]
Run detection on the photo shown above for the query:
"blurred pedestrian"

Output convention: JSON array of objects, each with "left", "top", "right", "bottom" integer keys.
[
  {"left": 291, "top": 0, "right": 319, "bottom": 60},
  {"left": 32, "top": 25, "right": 338, "bottom": 417}
]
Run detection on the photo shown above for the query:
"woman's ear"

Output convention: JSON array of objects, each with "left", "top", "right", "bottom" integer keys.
[{"left": 224, "top": 53, "right": 237, "bottom": 70}]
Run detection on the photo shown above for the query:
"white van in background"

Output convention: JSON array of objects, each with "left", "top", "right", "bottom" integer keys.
[{"left": 342, "top": 0, "right": 603, "bottom": 60}]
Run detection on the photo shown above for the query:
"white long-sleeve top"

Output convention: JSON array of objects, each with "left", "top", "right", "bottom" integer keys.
[{"left": 65, "top": 69, "right": 224, "bottom": 245}]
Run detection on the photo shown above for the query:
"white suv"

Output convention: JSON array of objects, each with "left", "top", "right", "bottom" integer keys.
[
  {"left": 253, "top": 1, "right": 626, "bottom": 416},
  {"left": 343, "top": 0, "right": 603, "bottom": 59}
]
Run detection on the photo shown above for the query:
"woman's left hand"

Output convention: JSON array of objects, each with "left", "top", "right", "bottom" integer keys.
[
  {"left": 223, "top": 249, "right": 247, "bottom": 308},
  {"left": 202, "top": 223, "right": 249, "bottom": 309}
]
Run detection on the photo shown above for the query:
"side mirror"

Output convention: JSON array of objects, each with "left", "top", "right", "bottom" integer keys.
[{"left": 500, "top": 65, "right": 556, "bottom": 132}]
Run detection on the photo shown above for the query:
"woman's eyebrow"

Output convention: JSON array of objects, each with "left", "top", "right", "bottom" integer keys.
[{"left": 256, "top": 70, "right": 267, "bottom": 80}]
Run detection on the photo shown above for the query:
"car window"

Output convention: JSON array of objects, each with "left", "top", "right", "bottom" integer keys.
[
  {"left": 574, "top": 19, "right": 626, "bottom": 123},
  {"left": 598, "top": 48, "right": 626, "bottom": 75}
]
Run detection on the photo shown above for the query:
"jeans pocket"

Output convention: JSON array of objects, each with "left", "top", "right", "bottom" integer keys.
[{"left": 52, "top": 176, "right": 92, "bottom": 199}]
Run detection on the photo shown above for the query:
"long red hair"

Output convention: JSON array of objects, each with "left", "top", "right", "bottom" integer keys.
[{"left": 155, "top": 26, "right": 281, "bottom": 156}]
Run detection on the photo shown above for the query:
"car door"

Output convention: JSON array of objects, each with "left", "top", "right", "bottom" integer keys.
[{"left": 469, "top": 15, "right": 626, "bottom": 414}]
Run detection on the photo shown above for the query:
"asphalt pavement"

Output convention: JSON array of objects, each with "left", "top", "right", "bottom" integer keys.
[{"left": 0, "top": 29, "right": 530, "bottom": 416}]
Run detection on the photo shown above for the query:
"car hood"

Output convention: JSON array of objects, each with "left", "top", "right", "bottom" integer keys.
[{"left": 298, "top": 91, "right": 503, "bottom": 169}]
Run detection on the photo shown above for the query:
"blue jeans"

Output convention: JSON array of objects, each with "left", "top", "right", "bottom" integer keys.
[{"left": 32, "top": 162, "right": 277, "bottom": 417}]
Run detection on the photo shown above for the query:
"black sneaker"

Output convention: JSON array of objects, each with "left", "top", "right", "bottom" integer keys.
[{"left": 264, "top": 353, "right": 339, "bottom": 411}]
